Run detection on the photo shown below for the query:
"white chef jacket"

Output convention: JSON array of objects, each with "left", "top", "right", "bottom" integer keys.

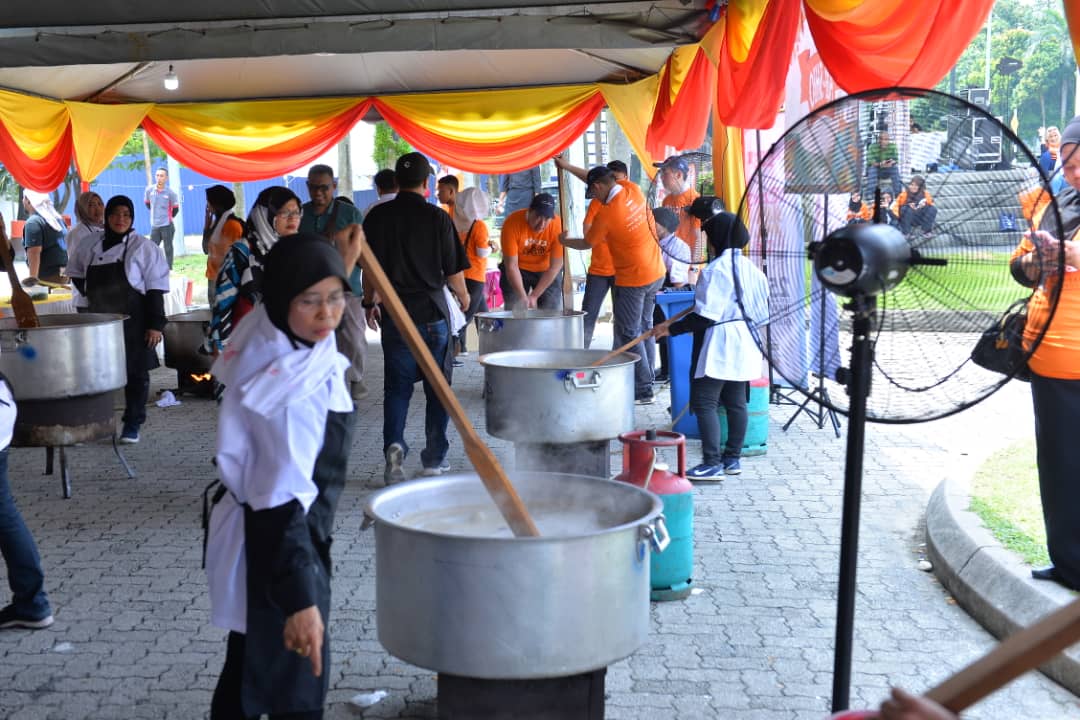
[
  {"left": 691, "top": 250, "right": 769, "bottom": 382},
  {"left": 205, "top": 305, "right": 351, "bottom": 633},
  {"left": 65, "top": 230, "right": 170, "bottom": 295}
]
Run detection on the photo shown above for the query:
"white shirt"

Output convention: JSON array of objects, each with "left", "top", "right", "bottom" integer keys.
[
  {"left": 64, "top": 222, "right": 103, "bottom": 307},
  {"left": 205, "top": 305, "right": 351, "bottom": 633},
  {"left": 658, "top": 231, "right": 690, "bottom": 286},
  {"left": 65, "top": 230, "right": 170, "bottom": 295},
  {"left": 0, "top": 379, "right": 15, "bottom": 450},
  {"left": 691, "top": 250, "right": 769, "bottom": 381}
]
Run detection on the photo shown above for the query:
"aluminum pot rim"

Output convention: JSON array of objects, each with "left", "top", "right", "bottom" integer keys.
[
  {"left": 475, "top": 309, "right": 585, "bottom": 320},
  {"left": 0, "top": 312, "right": 126, "bottom": 330},
  {"left": 364, "top": 471, "right": 662, "bottom": 542},
  {"left": 479, "top": 349, "right": 639, "bottom": 369}
]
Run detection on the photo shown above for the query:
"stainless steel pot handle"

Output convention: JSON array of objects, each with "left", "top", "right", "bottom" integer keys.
[
  {"left": 476, "top": 318, "right": 503, "bottom": 333},
  {"left": 639, "top": 515, "right": 670, "bottom": 554},
  {"left": 0, "top": 330, "right": 28, "bottom": 354},
  {"left": 562, "top": 369, "right": 602, "bottom": 392}
]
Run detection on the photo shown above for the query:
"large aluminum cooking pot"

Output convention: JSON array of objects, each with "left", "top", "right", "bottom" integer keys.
[
  {"left": 482, "top": 349, "right": 637, "bottom": 443},
  {"left": 0, "top": 314, "right": 126, "bottom": 400},
  {"left": 163, "top": 309, "right": 212, "bottom": 372},
  {"left": 363, "top": 471, "right": 667, "bottom": 679},
  {"left": 475, "top": 309, "right": 584, "bottom": 356}
]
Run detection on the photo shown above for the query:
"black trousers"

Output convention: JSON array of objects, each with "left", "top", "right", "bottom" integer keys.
[
  {"left": 211, "top": 632, "right": 322, "bottom": 720},
  {"left": 1030, "top": 373, "right": 1080, "bottom": 588},
  {"left": 457, "top": 278, "right": 488, "bottom": 350}
]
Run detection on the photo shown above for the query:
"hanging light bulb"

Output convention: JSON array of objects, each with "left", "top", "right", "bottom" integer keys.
[{"left": 163, "top": 65, "right": 179, "bottom": 91}]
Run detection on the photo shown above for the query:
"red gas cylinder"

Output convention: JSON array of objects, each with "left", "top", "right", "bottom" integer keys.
[{"left": 614, "top": 429, "right": 692, "bottom": 493}]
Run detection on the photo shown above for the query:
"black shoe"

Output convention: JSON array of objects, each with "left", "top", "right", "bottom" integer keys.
[{"left": 1031, "top": 565, "right": 1080, "bottom": 590}]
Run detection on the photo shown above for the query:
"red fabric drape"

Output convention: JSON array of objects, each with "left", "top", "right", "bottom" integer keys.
[
  {"left": 714, "top": 0, "right": 801, "bottom": 130},
  {"left": 0, "top": 122, "right": 72, "bottom": 192},
  {"left": 373, "top": 93, "right": 606, "bottom": 173},
  {"left": 142, "top": 100, "right": 371, "bottom": 182},
  {"left": 805, "top": 0, "right": 995, "bottom": 93},
  {"left": 647, "top": 50, "right": 716, "bottom": 157}
]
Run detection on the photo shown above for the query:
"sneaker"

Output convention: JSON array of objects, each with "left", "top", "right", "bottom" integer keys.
[
  {"left": 458, "top": 350, "right": 469, "bottom": 358},
  {"left": 384, "top": 443, "right": 406, "bottom": 485},
  {"left": 654, "top": 373, "right": 670, "bottom": 386},
  {"left": 420, "top": 460, "right": 451, "bottom": 477},
  {"left": 722, "top": 457, "right": 742, "bottom": 475},
  {"left": 635, "top": 395, "right": 655, "bottom": 406},
  {"left": 0, "top": 604, "right": 54, "bottom": 630},
  {"left": 452, "top": 358, "right": 464, "bottom": 368},
  {"left": 118, "top": 425, "right": 139, "bottom": 444},
  {"left": 686, "top": 463, "right": 725, "bottom": 480}
]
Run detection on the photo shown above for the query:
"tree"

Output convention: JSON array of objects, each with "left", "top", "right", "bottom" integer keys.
[
  {"left": 112, "top": 129, "right": 166, "bottom": 173},
  {"left": 372, "top": 122, "right": 411, "bottom": 171}
]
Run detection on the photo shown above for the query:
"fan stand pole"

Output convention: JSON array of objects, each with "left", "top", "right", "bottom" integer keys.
[
  {"left": 782, "top": 283, "right": 842, "bottom": 437},
  {"left": 830, "top": 300, "right": 875, "bottom": 713}
]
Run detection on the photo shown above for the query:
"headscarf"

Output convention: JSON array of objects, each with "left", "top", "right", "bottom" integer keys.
[
  {"left": 23, "top": 190, "right": 65, "bottom": 232},
  {"left": 452, "top": 187, "right": 489, "bottom": 235},
  {"left": 848, "top": 194, "right": 863, "bottom": 213},
  {"left": 74, "top": 191, "right": 103, "bottom": 228},
  {"left": 103, "top": 195, "right": 135, "bottom": 251},
  {"left": 905, "top": 175, "right": 927, "bottom": 205},
  {"left": 246, "top": 186, "right": 301, "bottom": 258},
  {"left": 262, "top": 232, "right": 349, "bottom": 347},
  {"left": 703, "top": 211, "right": 750, "bottom": 255},
  {"left": 206, "top": 185, "right": 235, "bottom": 214}
]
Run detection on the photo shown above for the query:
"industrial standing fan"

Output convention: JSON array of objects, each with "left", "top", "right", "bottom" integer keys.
[{"left": 734, "top": 87, "right": 1065, "bottom": 712}]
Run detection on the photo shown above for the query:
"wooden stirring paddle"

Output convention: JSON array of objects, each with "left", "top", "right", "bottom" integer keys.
[
  {"left": 359, "top": 243, "right": 540, "bottom": 538},
  {"left": 591, "top": 307, "right": 691, "bottom": 367},
  {"left": 925, "top": 595, "right": 1080, "bottom": 713},
  {"left": 0, "top": 216, "right": 39, "bottom": 328}
]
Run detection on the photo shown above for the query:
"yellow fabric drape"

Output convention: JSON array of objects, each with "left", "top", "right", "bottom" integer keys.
[
  {"left": 0, "top": 91, "right": 69, "bottom": 160},
  {"left": 725, "top": 0, "right": 771, "bottom": 63},
  {"left": 599, "top": 77, "right": 660, "bottom": 169},
  {"left": 146, "top": 97, "right": 365, "bottom": 154},
  {"left": 377, "top": 85, "right": 598, "bottom": 143},
  {"left": 66, "top": 102, "right": 152, "bottom": 181},
  {"left": 711, "top": 113, "right": 746, "bottom": 216}
]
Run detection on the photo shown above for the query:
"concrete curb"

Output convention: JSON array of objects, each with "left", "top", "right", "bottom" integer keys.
[{"left": 926, "top": 478, "right": 1080, "bottom": 692}]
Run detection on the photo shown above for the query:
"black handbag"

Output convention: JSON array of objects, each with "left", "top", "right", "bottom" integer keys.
[{"left": 971, "top": 298, "right": 1030, "bottom": 381}]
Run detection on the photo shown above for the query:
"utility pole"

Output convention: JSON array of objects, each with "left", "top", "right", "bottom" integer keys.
[{"left": 337, "top": 134, "right": 353, "bottom": 199}]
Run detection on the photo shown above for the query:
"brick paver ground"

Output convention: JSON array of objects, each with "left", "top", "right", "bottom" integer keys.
[{"left": 0, "top": 321, "right": 1077, "bottom": 719}]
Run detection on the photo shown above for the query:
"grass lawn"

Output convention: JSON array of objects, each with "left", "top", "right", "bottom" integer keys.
[
  {"left": 889, "top": 251, "right": 1024, "bottom": 313},
  {"left": 968, "top": 437, "right": 1049, "bottom": 567}
]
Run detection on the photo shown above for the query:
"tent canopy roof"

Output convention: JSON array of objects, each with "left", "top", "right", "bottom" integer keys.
[{"left": 0, "top": 1, "right": 708, "bottom": 103}]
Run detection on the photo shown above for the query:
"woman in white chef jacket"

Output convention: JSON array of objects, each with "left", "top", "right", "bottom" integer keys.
[
  {"left": 657, "top": 201, "right": 768, "bottom": 481},
  {"left": 205, "top": 232, "right": 355, "bottom": 719}
]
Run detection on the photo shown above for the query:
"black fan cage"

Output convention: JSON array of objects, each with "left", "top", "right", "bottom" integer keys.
[{"left": 736, "top": 87, "right": 1064, "bottom": 423}]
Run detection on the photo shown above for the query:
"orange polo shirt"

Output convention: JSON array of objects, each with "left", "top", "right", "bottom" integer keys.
[
  {"left": 459, "top": 220, "right": 490, "bottom": 284},
  {"left": 662, "top": 187, "right": 701, "bottom": 253},
  {"left": 583, "top": 199, "right": 614, "bottom": 276},
  {"left": 585, "top": 183, "right": 664, "bottom": 288},
  {"left": 500, "top": 209, "right": 564, "bottom": 273}
]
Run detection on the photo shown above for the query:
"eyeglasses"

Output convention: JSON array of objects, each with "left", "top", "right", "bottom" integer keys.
[
  {"left": 276, "top": 210, "right": 303, "bottom": 220},
  {"left": 307, "top": 182, "right": 333, "bottom": 193},
  {"left": 294, "top": 290, "right": 348, "bottom": 312}
]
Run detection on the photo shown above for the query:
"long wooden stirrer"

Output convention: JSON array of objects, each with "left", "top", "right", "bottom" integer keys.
[
  {"left": 0, "top": 219, "right": 39, "bottom": 329},
  {"left": 591, "top": 307, "right": 691, "bottom": 367},
  {"left": 359, "top": 244, "right": 540, "bottom": 538},
  {"left": 924, "top": 596, "right": 1080, "bottom": 713}
]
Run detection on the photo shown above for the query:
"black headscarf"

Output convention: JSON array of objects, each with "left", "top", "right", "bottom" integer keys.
[
  {"left": 103, "top": 195, "right": 135, "bottom": 251},
  {"left": 262, "top": 232, "right": 349, "bottom": 347},
  {"left": 703, "top": 211, "right": 750, "bottom": 255},
  {"left": 905, "top": 175, "right": 927, "bottom": 205}
]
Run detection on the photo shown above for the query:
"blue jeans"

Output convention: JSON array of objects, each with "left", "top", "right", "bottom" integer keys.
[
  {"left": 0, "top": 449, "right": 50, "bottom": 618},
  {"left": 380, "top": 313, "right": 451, "bottom": 469},
  {"left": 690, "top": 378, "right": 748, "bottom": 466},
  {"left": 612, "top": 278, "right": 662, "bottom": 399},
  {"left": 581, "top": 273, "right": 615, "bottom": 349},
  {"left": 866, "top": 165, "right": 901, "bottom": 196}
]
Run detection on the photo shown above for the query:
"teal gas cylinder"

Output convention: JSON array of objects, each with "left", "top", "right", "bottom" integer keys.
[{"left": 614, "top": 430, "right": 694, "bottom": 601}]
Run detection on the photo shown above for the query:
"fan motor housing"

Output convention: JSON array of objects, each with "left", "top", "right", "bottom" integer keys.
[{"left": 813, "top": 224, "right": 910, "bottom": 297}]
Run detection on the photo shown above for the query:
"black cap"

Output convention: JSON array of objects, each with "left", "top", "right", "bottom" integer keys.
[
  {"left": 652, "top": 207, "right": 679, "bottom": 233},
  {"left": 529, "top": 193, "right": 556, "bottom": 218},
  {"left": 584, "top": 166, "right": 614, "bottom": 198},
  {"left": 1061, "top": 115, "right": 1080, "bottom": 149},
  {"left": 606, "top": 160, "right": 629, "bottom": 176},
  {"left": 395, "top": 152, "right": 433, "bottom": 187},
  {"left": 688, "top": 196, "right": 725, "bottom": 221}
]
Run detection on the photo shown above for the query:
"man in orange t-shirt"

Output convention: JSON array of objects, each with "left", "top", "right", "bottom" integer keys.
[
  {"left": 499, "top": 193, "right": 565, "bottom": 310},
  {"left": 656, "top": 155, "right": 702, "bottom": 261},
  {"left": 563, "top": 166, "right": 666, "bottom": 404}
]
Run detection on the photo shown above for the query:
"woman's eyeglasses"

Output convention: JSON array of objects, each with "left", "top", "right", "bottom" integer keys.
[
  {"left": 277, "top": 210, "right": 303, "bottom": 220},
  {"left": 294, "top": 291, "right": 348, "bottom": 312}
]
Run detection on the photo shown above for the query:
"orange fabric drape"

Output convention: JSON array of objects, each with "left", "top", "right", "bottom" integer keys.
[
  {"left": 0, "top": 121, "right": 72, "bottom": 192},
  {"left": 646, "top": 44, "right": 717, "bottom": 157},
  {"left": 374, "top": 91, "right": 605, "bottom": 173},
  {"left": 714, "top": 0, "right": 801, "bottom": 130},
  {"left": 142, "top": 100, "right": 371, "bottom": 181},
  {"left": 1067, "top": 0, "right": 1080, "bottom": 68},
  {"left": 804, "top": 0, "right": 995, "bottom": 93}
]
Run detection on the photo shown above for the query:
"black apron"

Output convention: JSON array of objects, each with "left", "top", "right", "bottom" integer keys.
[
  {"left": 239, "top": 409, "right": 356, "bottom": 715},
  {"left": 85, "top": 239, "right": 158, "bottom": 376}
]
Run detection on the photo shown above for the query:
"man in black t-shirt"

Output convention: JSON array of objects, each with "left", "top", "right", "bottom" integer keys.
[{"left": 362, "top": 153, "right": 470, "bottom": 485}]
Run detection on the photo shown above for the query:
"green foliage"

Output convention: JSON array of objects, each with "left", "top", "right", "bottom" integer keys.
[
  {"left": 111, "top": 129, "right": 165, "bottom": 172},
  {"left": 372, "top": 122, "right": 412, "bottom": 171}
]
